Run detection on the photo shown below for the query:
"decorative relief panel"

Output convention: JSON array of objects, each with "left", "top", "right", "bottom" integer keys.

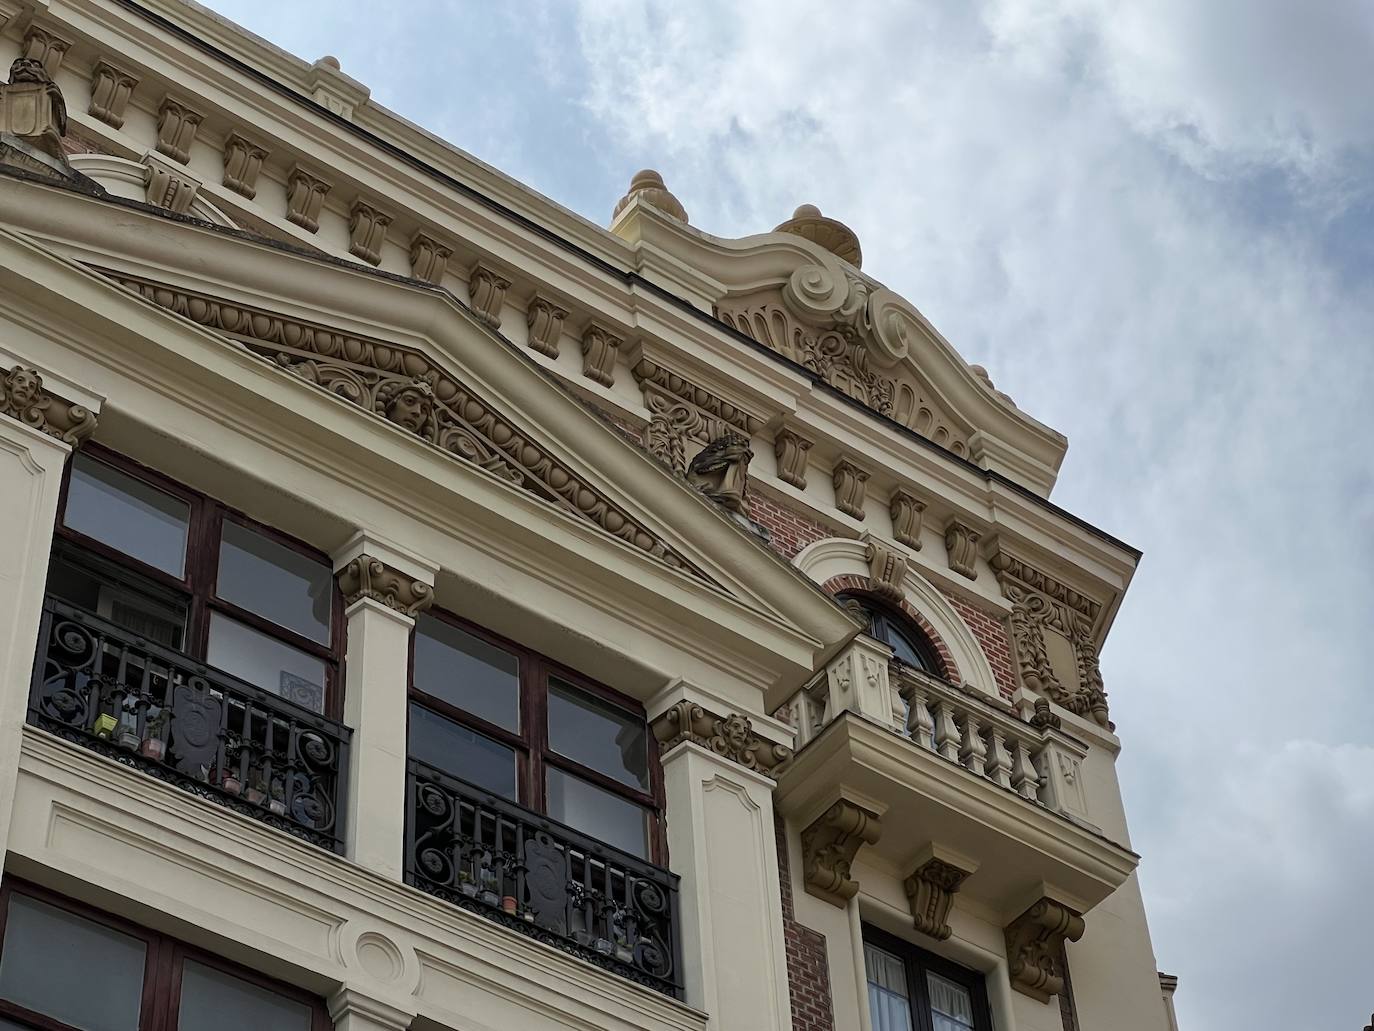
[
  {"left": 992, "top": 552, "right": 1110, "bottom": 727},
  {"left": 0, "top": 365, "right": 97, "bottom": 445},
  {"left": 154, "top": 96, "right": 203, "bottom": 164},
  {"left": 88, "top": 60, "right": 138, "bottom": 128},
  {"left": 222, "top": 133, "right": 269, "bottom": 199},
  {"left": 799, "top": 799, "right": 881, "bottom": 907},
  {"left": 651, "top": 700, "right": 792, "bottom": 776},
  {"left": 101, "top": 273, "right": 711, "bottom": 583}
]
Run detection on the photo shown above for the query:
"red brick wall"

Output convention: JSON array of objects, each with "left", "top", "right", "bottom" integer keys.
[
  {"left": 943, "top": 592, "right": 1019, "bottom": 700},
  {"left": 776, "top": 814, "right": 835, "bottom": 1031},
  {"left": 749, "top": 494, "right": 833, "bottom": 560}
]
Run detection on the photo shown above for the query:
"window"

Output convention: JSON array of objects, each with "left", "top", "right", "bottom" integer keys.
[
  {"left": 50, "top": 449, "right": 341, "bottom": 716},
  {"left": 408, "top": 609, "right": 663, "bottom": 861},
  {"left": 839, "top": 592, "right": 942, "bottom": 675},
  {"left": 863, "top": 927, "right": 992, "bottom": 1031},
  {"left": 0, "top": 881, "right": 327, "bottom": 1031}
]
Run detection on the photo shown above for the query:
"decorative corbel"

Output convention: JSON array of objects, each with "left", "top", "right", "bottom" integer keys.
[
  {"left": 155, "top": 96, "right": 203, "bottom": 164},
  {"left": 944, "top": 519, "right": 981, "bottom": 579},
  {"left": 1004, "top": 898, "right": 1086, "bottom": 1003},
  {"left": 467, "top": 262, "right": 510, "bottom": 329},
  {"left": 865, "top": 539, "right": 907, "bottom": 603},
  {"left": 222, "top": 133, "right": 270, "bottom": 199},
  {"left": 799, "top": 799, "right": 882, "bottom": 907},
  {"left": 687, "top": 433, "right": 753, "bottom": 515},
  {"left": 904, "top": 850, "right": 976, "bottom": 941},
  {"left": 0, "top": 365, "right": 97, "bottom": 446},
  {"left": 889, "top": 488, "right": 926, "bottom": 550},
  {"left": 525, "top": 294, "right": 568, "bottom": 358},
  {"left": 408, "top": 233, "right": 451, "bottom": 285},
  {"left": 21, "top": 25, "right": 69, "bottom": 77},
  {"left": 773, "top": 428, "right": 812, "bottom": 489},
  {"left": 143, "top": 155, "right": 199, "bottom": 214},
  {"left": 285, "top": 166, "right": 331, "bottom": 233},
  {"left": 88, "top": 60, "right": 139, "bottom": 128},
  {"left": 832, "top": 458, "right": 869, "bottom": 520},
  {"left": 650, "top": 700, "right": 792, "bottom": 776},
  {"left": 348, "top": 200, "right": 392, "bottom": 266},
  {"left": 580, "top": 323, "right": 621, "bottom": 386},
  {"left": 335, "top": 553, "right": 434, "bottom": 616}
]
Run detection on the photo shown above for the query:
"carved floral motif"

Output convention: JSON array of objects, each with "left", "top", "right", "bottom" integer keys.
[
  {"left": 155, "top": 96, "right": 203, "bottom": 164},
  {"left": 773, "top": 428, "right": 812, "bottom": 489},
  {"left": 832, "top": 459, "right": 869, "bottom": 520},
  {"left": 0, "top": 365, "right": 97, "bottom": 446},
  {"left": 468, "top": 262, "right": 509, "bottom": 329},
  {"left": 286, "top": 166, "right": 331, "bottom": 233},
  {"left": 650, "top": 700, "right": 792, "bottom": 776},
  {"left": 865, "top": 539, "right": 907, "bottom": 603},
  {"left": 348, "top": 200, "right": 391, "bottom": 266},
  {"left": 408, "top": 233, "right": 451, "bottom": 285},
  {"left": 580, "top": 323, "right": 621, "bottom": 387},
  {"left": 525, "top": 294, "right": 568, "bottom": 358},
  {"left": 904, "top": 857, "right": 973, "bottom": 941},
  {"left": 21, "top": 25, "right": 69, "bottom": 76},
  {"left": 889, "top": 489, "right": 926, "bottom": 550},
  {"left": 943, "top": 519, "right": 981, "bottom": 579}
]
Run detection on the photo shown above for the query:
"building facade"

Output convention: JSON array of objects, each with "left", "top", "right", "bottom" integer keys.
[{"left": 0, "top": 2, "right": 1174, "bottom": 1029}]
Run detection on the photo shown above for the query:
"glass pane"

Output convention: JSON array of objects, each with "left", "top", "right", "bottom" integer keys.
[
  {"left": 178, "top": 960, "right": 312, "bottom": 1031},
  {"left": 885, "top": 624, "right": 931, "bottom": 672},
  {"left": 47, "top": 554, "right": 188, "bottom": 649},
  {"left": 409, "top": 703, "right": 518, "bottom": 799},
  {"left": 547, "top": 679, "right": 648, "bottom": 790},
  {"left": 864, "top": 942, "right": 914, "bottom": 1031},
  {"left": 0, "top": 894, "right": 146, "bottom": 1031},
  {"left": 64, "top": 455, "right": 189, "bottom": 577},
  {"left": 207, "top": 613, "right": 326, "bottom": 712},
  {"left": 412, "top": 615, "right": 520, "bottom": 731},
  {"left": 546, "top": 767, "right": 648, "bottom": 859},
  {"left": 218, "top": 522, "right": 331, "bottom": 644},
  {"left": 928, "top": 971, "right": 976, "bottom": 1031}
]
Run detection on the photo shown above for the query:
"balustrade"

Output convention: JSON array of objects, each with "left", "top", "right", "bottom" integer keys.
[
  {"left": 405, "top": 758, "right": 682, "bottom": 999},
  {"left": 28, "top": 598, "right": 350, "bottom": 853}
]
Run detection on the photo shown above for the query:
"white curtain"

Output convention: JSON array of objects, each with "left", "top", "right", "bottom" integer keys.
[
  {"left": 865, "top": 944, "right": 915, "bottom": 1031},
  {"left": 927, "top": 972, "right": 975, "bottom": 1031}
]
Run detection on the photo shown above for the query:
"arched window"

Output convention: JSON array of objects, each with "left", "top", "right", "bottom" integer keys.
[{"left": 838, "top": 591, "right": 943, "bottom": 675}]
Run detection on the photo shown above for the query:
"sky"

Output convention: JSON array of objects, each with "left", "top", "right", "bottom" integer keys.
[{"left": 204, "top": 2, "right": 1374, "bottom": 1027}]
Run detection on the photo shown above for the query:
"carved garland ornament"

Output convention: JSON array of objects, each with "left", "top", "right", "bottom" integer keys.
[
  {"left": 0, "top": 365, "right": 97, "bottom": 446},
  {"left": 798, "top": 799, "right": 881, "bottom": 907},
  {"left": 101, "top": 273, "right": 709, "bottom": 583},
  {"left": 336, "top": 553, "right": 433, "bottom": 616},
  {"left": 1004, "top": 898, "right": 1085, "bottom": 1003},
  {"left": 650, "top": 700, "right": 792, "bottom": 776}
]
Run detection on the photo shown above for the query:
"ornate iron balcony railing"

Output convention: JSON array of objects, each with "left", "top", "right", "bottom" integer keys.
[
  {"left": 29, "top": 598, "right": 351, "bottom": 853},
  {"left": 405, "top": 758, "right": 683, "bottom": 999}
]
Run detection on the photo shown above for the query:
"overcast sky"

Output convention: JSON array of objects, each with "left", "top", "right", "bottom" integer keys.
[{"left": 204, "top": 2, "right": 1374, "bottom": 1027}]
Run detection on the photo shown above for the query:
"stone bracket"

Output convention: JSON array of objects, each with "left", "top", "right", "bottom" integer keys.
[
  {"left": 651, "top": 699, "right": 791, "bottom": 778},
  {"left": 798, "top": 798, "right": 882, "bottom": 907},
  {"left": 904, "top": 844, "right": 977, "bottom": 941},
  {"left": 1004, "top": 897, "right": 1085, "bottom": 1003}
]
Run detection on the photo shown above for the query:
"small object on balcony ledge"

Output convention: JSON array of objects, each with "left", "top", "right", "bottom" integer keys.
[
  {"left": 92, "top": 712, "right": 119, "bottom": 739},
  {"left": 501, "top": 895, "right": 517, "bottom": 916}
]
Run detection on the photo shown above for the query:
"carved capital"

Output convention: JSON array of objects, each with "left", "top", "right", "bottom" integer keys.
[
  {"left": 408, "top": 233, "right": 451, "bottom": 285},
  {"left": 21, "top": 25, "right": 69, "bottom": 77},
  {"left": 944, "top": 519, "right": 981, "bottom": 579},
  {"left": 799, "top": 799, "right": 881, "bottom": 907},
  {"left": 1004, "top": 898, "right": 1085, "bottom": 1003},
  {"left": 286, "top": 166, "right": 331, "bottom": 233},
  {"left": 650, "top": 700, "right": 792, "bottom": 776},
  {"left": 580, "top": 323, "right": 621, "bottom": 387},
  {"left": 832, "top": 458, "right": 869, "bottom": 520},
  {"left": 904, "top": 855, "right": 974, "bottom": 941},
  {"left": 525, "top": 294, "right": 568, "bottom": 358},
  {"left": 88, "top": 60, "right": 139, "bottom": 128},
  {"left": 222, "top": 133, "right": 270, "bottom": 199},
  {"left": 348, "top": 200, "right": 392, "bottom": 266},
  {"left": 467, "top": 262, "right": 510, "bottom": 329},
  {"left": 773, "top": 428, "right": 812, "bottom": 489},
  {"left": 687, "top": 433, "right": 752, "bottom": 515},
  {"left": 336, "top": 553, "right": 434, "bottom": 617},
  {"left": 865, "top": 539, "right": 907, "bottom": 603},
  {"left": 889, "top": 489, "right": 926, "bottom": 550},
  {"left": 0, "top": 365, "right": 97, "bottom": 446},
  {"left": 155, "top": 96, "right": 203, "bottom": 164}
]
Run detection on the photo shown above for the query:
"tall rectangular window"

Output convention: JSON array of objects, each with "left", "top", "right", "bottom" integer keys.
[{"left": 863, "top": 927, "right": 992, "bottom": 1031}]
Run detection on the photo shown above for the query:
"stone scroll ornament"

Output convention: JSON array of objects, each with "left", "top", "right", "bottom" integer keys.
[
  {"left": 799, "top": 799, "right": 882, "bottom": 907},
  {"left": 1004, "top": 898, "right": 1085, "bottom": 1003},
  {"left": 650, "top": 701, "right": 792, "bottom": 777},
  {"left": 0, "top": 366, "right": 97, "bottom": 446}
]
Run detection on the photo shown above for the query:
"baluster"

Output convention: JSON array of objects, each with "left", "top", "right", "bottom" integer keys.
[
  {"left": 1011, "top": 740, "right": 1040, "bottom": 801},
  {"left": 959, "top": 714, "right": 988, "bottom": 776},
  {"left": 988, "top": 729, "right": 1014, "bottom": 789},
  {"left": 933, "top": 702, "right": 960, "bottom": 761},
  {"left": 908, "top": 688, "right": 935, "bottom": 749}
]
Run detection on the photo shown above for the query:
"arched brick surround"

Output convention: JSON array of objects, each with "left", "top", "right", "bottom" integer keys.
[{"left": 821, "top": 573, "right": 961, "bottom": 683}]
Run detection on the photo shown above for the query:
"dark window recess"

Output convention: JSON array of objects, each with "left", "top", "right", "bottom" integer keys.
[
  {"left": 0, "top": 880, "right": 329, "bottom": 1031},
  {"left": 863, "top": 926, "right": 993, "bottom": 1031},
  {"left": 405, "top": 609, "right": 679, "bottom": 997},
  {"left": 838, "top": 591, "right": 943, "bottom": 674},
  {"left": 30, "top": 449, "right": 350, "bottom": 852}
]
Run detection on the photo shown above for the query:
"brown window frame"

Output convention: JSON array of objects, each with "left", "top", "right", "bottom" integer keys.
[
  {"left": 863, "top": 924, "right": 994, "bottom": 1031},
  {"left": 408, "top": 605, "right": 668, "bottom": 865},
  {"left": 52, "top": 444, "right": 346, "bottom": 720},
  {"left": 0, "top": 878, "right": 330, "bottom": 1031},
  {"left": 838, "top": 590, "right": 944, "bottom": 677}
]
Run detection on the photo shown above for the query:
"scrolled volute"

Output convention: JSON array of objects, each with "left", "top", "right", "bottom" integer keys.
[
  {"left": 650, "top": 700, "right": 791, "bottom": 776},
  {"left": 336, "top": 553, "right": 434, "bottom": 616},
  {"left": 1004, "top": 897, "right": 1086, "bottom": 1003},
  {"left": 799, "top": 799, "right": 882, "bottom": 907},
  {"left": 0, "top": 365, "right": 96, "bottom": 446}
]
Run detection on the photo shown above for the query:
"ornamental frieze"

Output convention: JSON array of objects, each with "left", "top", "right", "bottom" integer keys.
[
  {"left": 0, "top": 365, "right": 97, "bottom": 446},
  {"left": 100, "top": 272, "right": 710, "bottom": 584},
  {"left": 650, "top": 700, "right": 792, "bottom": 777}
]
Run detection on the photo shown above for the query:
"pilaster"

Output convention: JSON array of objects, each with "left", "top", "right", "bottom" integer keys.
[
  {"left": 331, "top": 530, "right": 438, "bottom": 880},
  {"left": 327, "top": 988, "right": 415, "bottom": 1031}
]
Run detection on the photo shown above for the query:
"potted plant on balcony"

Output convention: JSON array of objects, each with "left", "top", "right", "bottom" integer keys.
[
  {"left": 245, "top": 769, "right": 267, "bottom": 807},
  {"left": 139, "top": 710, "right": 168, "bottom": 761},
  {"left": 116, "top": 710, "right": 141, "bottom": 751},
  {"left": 268, "top": 779, "right": 287, "bottom": 817},
  {"left": 92, "top": 711, "right": 119, "bottom": 739},
  {"left": 478, "top": 856, "right": 500, "bottom": 908},
  {"left": 457, "top": 869, "right": 477, "bottom": 899}
]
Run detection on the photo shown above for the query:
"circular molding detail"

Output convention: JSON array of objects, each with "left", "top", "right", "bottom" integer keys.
[{"left": 339, "top": 923, "right": 417, "bottom": 993}]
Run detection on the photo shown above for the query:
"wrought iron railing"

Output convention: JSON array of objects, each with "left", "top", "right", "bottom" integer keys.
[
  {"left": 28, "top": 598, "right": 351, "bottom": 853},
  {"left": 405, "top": 758, "right": 682, "bottom": 999}
]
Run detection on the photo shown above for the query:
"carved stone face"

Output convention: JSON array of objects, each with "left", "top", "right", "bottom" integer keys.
[
  {"left": 8, "top": 58, "right": 49, "bottom": 85},
  {"left": 719, "top": 714, "right": 752, "bottom": 754},
  {"left": 386, "top": 384, "right": 433, "bottom": 432},
  {"left": 4, "top": 368, "right": 42, "bottom": 407}
]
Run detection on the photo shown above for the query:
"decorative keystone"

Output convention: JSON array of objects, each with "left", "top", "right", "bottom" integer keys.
[
  {"left": 143, "top": 157, "right": 199, "bottom": 214},
  {"left": 88, "top": 60, "right": 139, "bottom": 128},
  {"left": 348, "top": 200, "right": 392, "bottom": 266},
  {"left": 336, "top": 553, "right": 434, "bottom": 617},
  {"left": 832, "top": 458, "right": 869, "bottom": 520},
  {"left": 580, "top": 323, "right": 621, "bottom": 386},
  {"left": 904, "top": 850, "right": 975, "bottom": 941},
  {"left": 408, "top": 233, "right": 451, "bottom": 285},
  {"left": 525, "top": 294, "right": 568, "bottom": 358},
  {"left": 0, "top": 365, "right": 97, "bottom": 446},
  {"left": 222, "top": 133, "right": 270, "bottom": 199},
  {"left": 799, "top": 799, "right": 882, "bottom": 907},
  {"left": 651, "top": 700, "right": 791, "bottom": 777},
  {"left": 865, "top": 539, "right": 907, "bottom": 603},
  {"left": 154, "top": 96, "right": 203, "bottom": 164},
  {"left": 773, "top": 428, "right": 812, "bottom": 489},
  {"left": 944, "top": 518, "right": 981, "bottom": 580},
  {"left": 467, "top": 262, "right": 510, "bottom": 329},
  {"left": 285, "top": 166, "right": 331, "bottom": 233},
  {"left": 889, "top": 488, "right": 926, "bottom": 550},
  {"left": 1004, "top": 898, "right": 1086, "bottom": 1003}
]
